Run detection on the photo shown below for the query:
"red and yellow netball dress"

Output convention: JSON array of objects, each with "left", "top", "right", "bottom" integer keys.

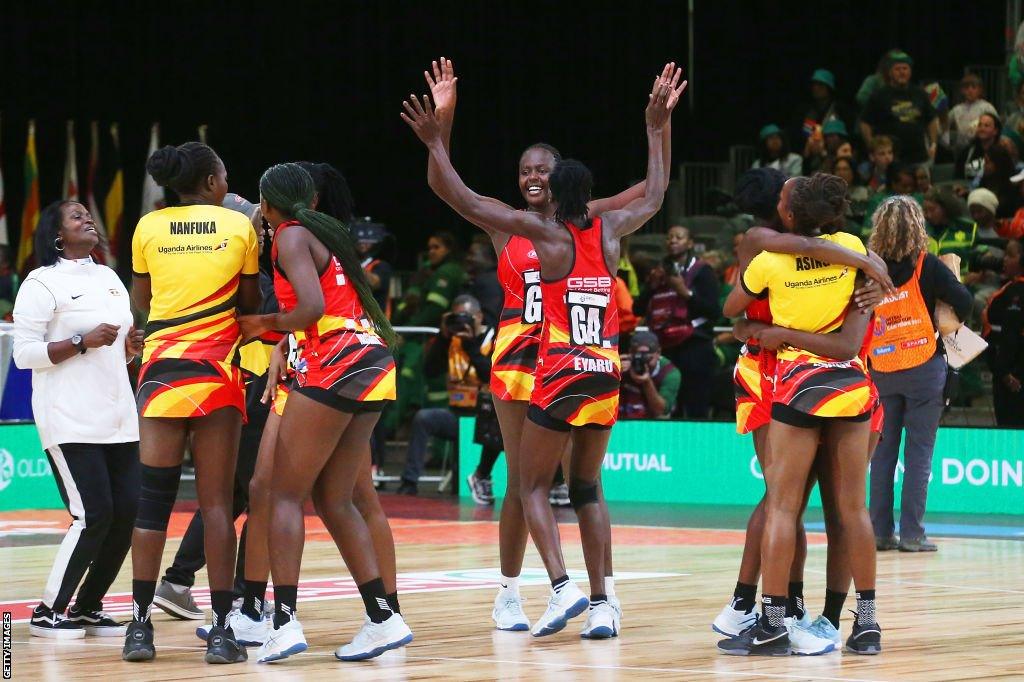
[
  {"left": 742, "top": 232, "right": 875, "bottom": 423},
  {"left": 529, "top": 218, "right": 620, "bottom": 430},
  {"left": 272, "top": 221, "right": 395, "bottom": 412},
  {"left": 490, "top": 235, "right": 544, "bottom": 401},
  {"left": 270, "top": 331, "right": 305, "bottom": 418},
  {"left": 132, "top": 204, "right": 259, "bottom": 418},
  {"left": 733, "top": 295, "right": 777, "bottom": 434}
]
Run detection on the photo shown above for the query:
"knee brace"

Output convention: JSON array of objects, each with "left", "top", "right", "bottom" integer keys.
[
  {"left": 135, "top": 464, "right": 182, "bottom": 531},
  {"left": 568, "top": 479, "right": 599, "bottom": 510}
]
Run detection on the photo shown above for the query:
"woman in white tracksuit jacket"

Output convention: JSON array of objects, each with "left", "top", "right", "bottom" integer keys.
[{"left": 13, "top": 200, "right": 143, "bottom": 639}]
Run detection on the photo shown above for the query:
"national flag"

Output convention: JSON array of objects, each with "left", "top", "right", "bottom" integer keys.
[
  {"left": 140, "top": 122, "right": 165, "bottom": 217},
  {"left": 104, "top": 123, "right": 125, "bottom": 268},
  {"left": 16, "top": 120, "right": 40, "bottom": 272},
  {"left": 86, "top": 121, "right": 112, "bottom": 265},
  {"left": 62, "top": 120, "right": 79, "bottom": 201},
  {"left": 0, "top": 114, "right": 8, "bottom": 246}
]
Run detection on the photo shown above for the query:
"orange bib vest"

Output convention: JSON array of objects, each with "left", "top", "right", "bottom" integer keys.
[{"left": 868, "top": 252, "right": 937, "bottom": 372}]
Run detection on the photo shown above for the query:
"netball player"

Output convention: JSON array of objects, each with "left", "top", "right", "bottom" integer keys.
[
  {"left": 718, "top": 174, "right": 882, "bottom": 656},
  {"left": 207, "top": 163, "right": 401, "bottom": 648},
  {"left": 123, "top": 142, "right": 260, "bottom": 664},
  {"left": 404, "top": 69, "right": 679, "bottom": 637},
  {"left": 424, "top": 57, "right": 676, "bottom": 634},
  {"left": 237, "top": 163, "right": 410, "bottom": 663},
  {"left": 713, "top": 169, "right": 891, "bottom": 651}
]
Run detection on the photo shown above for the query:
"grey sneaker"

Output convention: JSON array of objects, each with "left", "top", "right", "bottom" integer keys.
[
  {"left": 549, "top": 483, "right": 571, "bottom": 507},
  {"left": 898, "top": 536, "right": 938, "bottom": 552},
  {"left": 467, "top": 473, "right": 494, "bottom": 505},
  {"left": 875, "top": 535, "right": 898, "bottom": 551},
  {"left": 153, "top": 580, "right": 204, "bottom": 620}
]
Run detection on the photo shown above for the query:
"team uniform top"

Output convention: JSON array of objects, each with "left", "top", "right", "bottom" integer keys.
[
  {"left": 530, "top": 217, "right": 621, "bottom": 428},
  {"left": 271, "top": 221, "right": 396, "bottom": 404},
  {"left": 132, "top": 204, "right": 259, "bottom": 364},
  {"left": 491, "top": 235, "right": 544, "bottom": 401},
  {"left": 733, "top": 296, "right": 776, "bottom": 434},
  {"left": 742, "top": 231, "right": 874, "bottom": 419}
]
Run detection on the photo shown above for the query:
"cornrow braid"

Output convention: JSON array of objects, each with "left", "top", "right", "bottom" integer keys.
[
  {"left": 259, "top": 163, "right": 397, "bottom": 347},
  {"left": 789, "top": 172, "right": 849, "bottom": 236}
]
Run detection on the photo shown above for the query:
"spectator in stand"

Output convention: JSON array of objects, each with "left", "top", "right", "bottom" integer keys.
[
  {"left": 866, "top": 197, "right": 972, "bottom": 553},
  {"left": 861, "top": 164, "right": 921, "bottom": 235},
  {"left": 0, "top": 245, "right": 18, "bottom": 320},
  {"left": 980, "top": 145, "right": 1022, "bottom": 220},
  {"left": 955, "top": 112, "right": 1001, "bottom": 186},
  {"left": 805, "top": 119, "right": 851, "bottom": 176},
  {"left": 963, "top": 189, "right": 1006, "bottom": 315},
  {"left": 723, "top": 232, "right": 744, "bottom": 289},
  {"left": 982, "top": 240, "right": 1024, "bottom": 426},
  {"left": 352, "top": 220, "right": 393, "bottom": 317},
  {"left": 860, "top": 51, "right": 938, "bottom": 166},
  {"left": 924, "top": 81, "right": 953, "bottom": 162},
  {"left": 399, "top": 294, "right": 494, "bottom": 496},
  {"left": 1004, "top": 80, "right": 1024, "bottom": 135},
  {"left": 915, "top": 165, "right": 932, "bottom": 195},
  {"left": 618, "top": 331, "right": 680, "bottom": 420},
  {"left": 644, "top": 225, "right": 720, "bottom": 419},
  {"left": 752, "top": 124, "right": 802, "bottom": 178},
  {"left": 395, "top": 231, "right": 466, "bottom": 327},
  {"left": 614, "top": 276, "right": 637, "bottom": 345},
  {"left": 463, "top": 238, "right": 502, "bottom": 328},
  {"left": 800, "top": 69, "right": 843, "bottom": 138},
  {"left": 858, "top": 135, "right": 895, "bottom": 193},
  {"left": 968, "top": 188, "right": 1002, "bottom": 240},
  {"left": 923, "top": 187, "right": 974, "bottom": 259},
  {"left": 825, "top": 155, "right": 870, "bottom": 227},
  {"left": 856, "top": 48, "right": 905, "bottom": 111},
  {"left": 949, "top": 74, "right": 999, "bottom": 155}
]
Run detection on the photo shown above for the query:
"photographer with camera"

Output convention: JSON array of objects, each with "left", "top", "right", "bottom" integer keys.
[
  {"left": 397, "top": 295, "right": 497, "bottom": 497},
  {"left": 618, "top": 331, "right": 681, "bottom": 420}
]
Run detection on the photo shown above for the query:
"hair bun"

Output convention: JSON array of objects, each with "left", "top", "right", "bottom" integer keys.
[{"left": 146, "top": 145, "right": 193, "bottom": 188}]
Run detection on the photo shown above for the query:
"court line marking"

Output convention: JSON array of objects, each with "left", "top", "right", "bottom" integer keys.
[
  {"left": 803, "top": 568, "right": 1024, "bottom": 596},
  {"left": 13, "top": 640, "right": 199, "bottom": 651},
  {"left": 390, "top": 652, "right": 897, "bottom": 682}
]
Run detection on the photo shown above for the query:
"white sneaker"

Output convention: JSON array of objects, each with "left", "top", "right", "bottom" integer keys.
[
  {"left": 335, "top": 613, "right": 413, "bottom": 661},
  {"left": 806, "top": 614, "right": 842, "bottom": 647},
  {"left": 787, "top": 614, "right": 836, "bottom": 656},
  {"left": 712, "top": 600, "right": 758, "bottom": 637},
  {"left": 256, "top": 618, "right": 308, "bottom": 663},
  {"left": 492, "top": 590, "right": 530, "bottom": 631},
  {"left": 531, "top": 582, "right": 589, "bottom": 637},
  {"left": 609, "top": 595, "right": 622, "bottom": 635},
  {"left": 580, "top": 601, "right": 617, "bottom": 639}
]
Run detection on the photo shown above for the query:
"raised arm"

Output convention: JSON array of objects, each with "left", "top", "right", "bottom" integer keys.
[
  {"left": 600, "top": 74, "right": 681, "bottom": 238},
  {"left": 403, "top": 93, "right": 546, "bottom": 241},
  {"left": 589, "top": 63, "right": 683, "bottom": 216},
  {"left": 743, "top": 230, "right": 894, "bottom": 292}
]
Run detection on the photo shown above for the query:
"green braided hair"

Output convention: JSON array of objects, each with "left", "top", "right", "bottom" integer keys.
[{"left": 259, "top": 163, "right": 397, "bottom": 346}]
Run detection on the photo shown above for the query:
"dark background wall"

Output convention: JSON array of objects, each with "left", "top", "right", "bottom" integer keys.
[{"left": 0, "top": 1, "right": 1007, "bottom": 268}]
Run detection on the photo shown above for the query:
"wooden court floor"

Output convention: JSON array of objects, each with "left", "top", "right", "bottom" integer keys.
[{"left": 2, "top": 507, "right": 1023, "bottom": 681}]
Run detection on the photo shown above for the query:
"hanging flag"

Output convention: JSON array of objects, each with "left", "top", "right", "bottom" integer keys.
[
  {"left": 140, "top": 122, "right": 165, "bottom": 217},
  {"left": 16, "top": 120, "right": 40, "bottom": 272},
  {"left": 62, "top": 120, "right": 79, "bottom": 201},
  {"left": 0, "top": 113, "right": 8, "bottom": 246},
  {"left": 104, "top": 123, "right": 125, "bottom": 268},
  {"left": 86, "top": 121, "right": 112, "bottom": 265},
  {"left": 198, "top": 124, "right": 208, "bottom": 144}
]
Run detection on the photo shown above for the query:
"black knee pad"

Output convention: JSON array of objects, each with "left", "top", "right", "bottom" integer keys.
[
  {"left": 135, "top": 464, "right": 182, "bottom": 531},
  {"left": 568, "top": 479, "right": 599, "bottom": 510}
]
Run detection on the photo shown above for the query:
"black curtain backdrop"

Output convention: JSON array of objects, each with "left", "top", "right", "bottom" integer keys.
[{"left": 0, "top": 1, "right": 1006, "bottom": 269}]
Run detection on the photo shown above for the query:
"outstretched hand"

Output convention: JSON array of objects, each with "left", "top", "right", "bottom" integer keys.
[
  {"left": 401, "top": 94, "right": 442, "bottom": 145},
  {"left": 646, "top": 62, "right": 687, "bottom": 129},
  {"left": 424, "top": 57, "right": 457, "bottom": 121}
]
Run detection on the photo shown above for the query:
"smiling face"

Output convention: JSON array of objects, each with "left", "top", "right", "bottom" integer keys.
[
  {"left": 58, "top": 202, "right": 100, "bottom": 256},
  {"left": 519, "top": 147, "right": 557, "bottom": 210}
]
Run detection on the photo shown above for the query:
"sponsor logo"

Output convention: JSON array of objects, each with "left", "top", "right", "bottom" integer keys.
[
  {"left": 70, "top": 294, "right": 84, "bottom": 300},
  {"left": 109, "top": 289, "right": 122, "bottom": 296},
  {"left": 603, "top": 452, "right": 673, "bottom": 472},
  {"left": 567, "top": 276, "right": 612, "bottom": 289},
  {"left": 527, "top": 249, "right": 538, "bottom": 259},
  {"left": 0, "top": 450, "right": 49, "bottom": 492},
  {"left": 901, "top": 337, "right": 929, "bottom": 349},
  {"left": 872, "top": 344, "right": 895, "bottom": 356},
  {"left": 879, "top": 290, "right": 909, "bottom": 306},
  {"left": 169, "top": 221, "right": 217, "bottom": 235},
  {"left": 942, "top": 458, "right": 1023, "bottom": 487},
  {"left": 157, "top": 244, "right": 217, "bottom": 254},
  {"left": 213, "top": 239, "right": 228, "bottom": 251},
  {"left": 0, "top": 450, "right": 13, "bottom": 492}
]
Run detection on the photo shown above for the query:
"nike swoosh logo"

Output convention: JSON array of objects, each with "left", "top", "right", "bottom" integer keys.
[
  {"left": 71, "top": 295, "right": 84, "bottom": 300},
  {"left": 752, "top": 633, "right": 786, "bottom": 645}
]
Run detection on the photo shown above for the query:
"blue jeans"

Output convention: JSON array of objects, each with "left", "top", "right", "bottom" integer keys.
[{"left": 401, "top": 407, "right": 458, "bottom": 483}]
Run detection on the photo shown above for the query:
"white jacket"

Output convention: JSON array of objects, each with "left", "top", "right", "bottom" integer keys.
[{"left": 12, "top": 257, "right": 139, "bottom": 450}]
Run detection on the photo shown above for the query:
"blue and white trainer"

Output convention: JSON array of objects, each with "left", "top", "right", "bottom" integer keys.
[
  {"left": 580, "top": 601, "right": 617, "bottom": 639},
  {"left": 806, "top": 615, "right": 842, "bottom": 648},
  {"left": 256, "top": 619, "right": 308, "bottom": 663},
  {"left": 492, "top": 591, "right": 530, "bottom": 631},
  {"left": 197, "top": 610, "right": 268, "bottom": 646},
  {"left": 335, "top": 613, "right": 413, "bottom": 661},
  {"left": 531, "top": 581, "right": 589, "bottom": 637},
  {"left": 712, "top": 600, "right": 758, "bottom": 637},
  {"left": 786, "top": 614, "right": 836, "bottom": 656}
]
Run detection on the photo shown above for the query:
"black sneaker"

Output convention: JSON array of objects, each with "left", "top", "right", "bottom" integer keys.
[
  {"left": 396, "top": 479, "right": 418, "bottom": 496},
  {"left": 29, "top": 605, "right": 85, "bottom": 640},
  {"left": 122, "top": 621, "right": 156, "bottom": 662},
  {"left": 717, "top": 621, "right": 790, "bottom": 656},
  {"left": 205, "top": 625, "right": 248, "bottom": 664},
  {"left": 68, "top": 605, "right": 126, "bottom": 637},
  {"left": 875, "top": 535, "right": 899, "bottom": 551},
  {"left": 845, "top": 616, "right": 882, "bottom": 655},
  {"left": 467, "top": 473, "right": 494, "bottom": 505},
  {"left": 898, "top": 536, "right": 938, "bottom": 552}
]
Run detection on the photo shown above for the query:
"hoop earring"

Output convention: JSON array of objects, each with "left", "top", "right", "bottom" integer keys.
[{"left": 54, "top": 237, "right": 65, "bottom": 252}]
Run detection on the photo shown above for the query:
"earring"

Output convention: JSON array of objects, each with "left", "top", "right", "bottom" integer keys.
[{"left": 54, "top": 237, "right": 65, "bottom": 252}]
